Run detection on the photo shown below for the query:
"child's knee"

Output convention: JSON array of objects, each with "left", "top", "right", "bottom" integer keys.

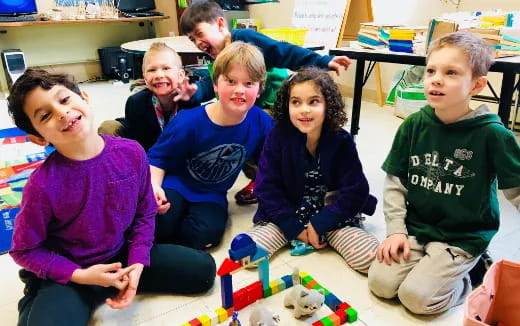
[
  {"left": 367, "top": 263, "right": 400, "bottom": 299},
  {"left": 397, "top": 282, "right": 431, "bottom": 314}
]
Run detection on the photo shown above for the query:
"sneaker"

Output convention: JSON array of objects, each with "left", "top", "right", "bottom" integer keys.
[
  {"left": 469, "top": 251, "right": 493, "bottom": 287},
  {"left": 235, "top": 180, "right": 258, "bottom": 205}
]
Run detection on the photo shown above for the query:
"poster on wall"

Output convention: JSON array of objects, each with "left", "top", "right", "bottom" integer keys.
[{"left": 292, "top": 0, "right": 349, "bottom": 49}]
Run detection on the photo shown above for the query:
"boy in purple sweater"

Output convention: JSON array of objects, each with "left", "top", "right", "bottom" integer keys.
[{"left": 7, "top": 69, "right": 215, "bottom": 325}]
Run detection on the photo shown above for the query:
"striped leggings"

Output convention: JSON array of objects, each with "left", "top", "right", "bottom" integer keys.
[{"left": 246, "top": 222, "right": 379, "bottom": 273}]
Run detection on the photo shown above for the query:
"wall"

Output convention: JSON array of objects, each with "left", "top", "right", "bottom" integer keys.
[
  {"left": 249, "top": 0, "right": 518, "bottom": 105},
  {"left": 0, "top": 0, "right": 179, "bottom": 92}
]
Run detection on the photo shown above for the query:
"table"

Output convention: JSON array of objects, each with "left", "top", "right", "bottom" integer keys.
[
  {"left": 121, "top": 36, "right": 326, "bottom": 56},
  {"left": 121, "top": 36, "right": 204, "bottom": 56},
  {"left": 330, "top": 47, "right": 520, "bottom": 136}
]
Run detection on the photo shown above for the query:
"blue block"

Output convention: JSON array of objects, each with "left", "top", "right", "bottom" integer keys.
[
  {"left": 281, "top": 275, "right": 293, "bottom": 288},
  {"left": 221, "top": 274, "right": 234, "bottom": 308},
  {"left": 258, "top": 260, "right": 269, "bottom": 290},
  {"left": 324, "top": 293, "right": 342, "bottom": 311}
]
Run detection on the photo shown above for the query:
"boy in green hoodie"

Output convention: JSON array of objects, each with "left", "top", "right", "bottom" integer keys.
[{"left": 368, "top": 32, "right": 520, "bottom": 315}]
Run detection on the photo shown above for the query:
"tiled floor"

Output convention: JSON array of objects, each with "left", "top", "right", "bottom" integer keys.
[{"left": 0, "top": 81, "right": 518, "bottom": 326}]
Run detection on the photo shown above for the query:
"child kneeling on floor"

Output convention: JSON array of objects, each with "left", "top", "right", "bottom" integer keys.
[
  {"left": 368, "top": 32, "right": 520, "bottom": 315},
  {"left": 7, "top": 69, "right": 216, "bottom": 325}
]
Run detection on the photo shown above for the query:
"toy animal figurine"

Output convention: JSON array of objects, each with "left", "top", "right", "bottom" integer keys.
[
  {"left": 284, "top": 284, "right": 325, "bottom": 318},
  {"left": 229, "top": 311, "right": 241, "bottom": 326},
  {"left": 249, "top": 302, "right": 280, "bottom": 326}
]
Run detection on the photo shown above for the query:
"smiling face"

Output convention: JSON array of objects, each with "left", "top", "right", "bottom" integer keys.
[
  {"left": 424, "top": 46, "right": 485, "bottom": 120},
  {"left": 23, "top": 85, "right": 94, "bottom": 148},
  {"left": 288, "top": 81, "right": 326, "bottom": 141},
  {"left": 214, "top": 63, "right": 260, "bottom": 119},
  {"left": 143, "top": 49, "right": 184, "bottom": 97},
  {"left": 187, "top": 18, "right": 227, "bottom": 58}
]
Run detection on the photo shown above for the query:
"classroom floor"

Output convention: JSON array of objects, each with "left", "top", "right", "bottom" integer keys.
[{"left": 0, "top": 81, "right": 518, "bottom": 326}]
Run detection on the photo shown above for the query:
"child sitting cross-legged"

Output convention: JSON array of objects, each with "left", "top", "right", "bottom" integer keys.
[
  {"left": 7, "top": 69, "right": 216, "bottom": 325},
  {"left": 148, "top": 42, "right": 273, "bottom": 250},
  {"left": 247, "top": 67, "right": 379, "bottom": 273}
]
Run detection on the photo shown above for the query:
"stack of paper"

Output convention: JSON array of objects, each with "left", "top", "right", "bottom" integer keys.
[
  {"left": 462, "top": 27, "right": 520, "bottom": 57},
  {"left": 356, "top": 22, "right": 399, "bottom": 49}
]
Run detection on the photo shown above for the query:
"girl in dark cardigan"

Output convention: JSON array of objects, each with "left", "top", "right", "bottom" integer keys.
[{"left": 248, "top": 67, "right": 379, "bottom": 273}]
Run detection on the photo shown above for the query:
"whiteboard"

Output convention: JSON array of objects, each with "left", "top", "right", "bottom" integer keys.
[{"left": 291, "top": 0, "right": 349, "bottom": 48}]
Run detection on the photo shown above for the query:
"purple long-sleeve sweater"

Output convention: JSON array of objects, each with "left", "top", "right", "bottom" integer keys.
[{"left": 9, "top": 135, "right": 157, "bottom": 284}]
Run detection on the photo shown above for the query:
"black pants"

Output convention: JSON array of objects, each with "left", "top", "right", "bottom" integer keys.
[
  {"left": 154, "top": 188, "right": 228, "bottom": 249},
  {"left": 18, "top": 244, "right": 215, "bottom": 326}
]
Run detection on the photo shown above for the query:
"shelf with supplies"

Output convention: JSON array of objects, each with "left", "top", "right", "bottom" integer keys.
[{"left": 0, "top": 15, "right": 168, "bottom": 28}]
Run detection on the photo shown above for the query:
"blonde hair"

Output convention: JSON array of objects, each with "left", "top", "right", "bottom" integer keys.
[
  {"left": 212, "top": 41, "right": 266, "bottom": 91},
  {"left": 142, "top": 42, "right": 182, "bottom": 72},
  {"left": 427, "top": 31, "right": 494, "bottom": 79}
]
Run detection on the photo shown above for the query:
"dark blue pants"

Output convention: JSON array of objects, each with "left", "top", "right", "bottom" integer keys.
[
  {"left": 18, "top": 244, "right": 215, "bottom": 326},
  {"left": 154, "top": 188, "right": 228, "bottom": 249}
]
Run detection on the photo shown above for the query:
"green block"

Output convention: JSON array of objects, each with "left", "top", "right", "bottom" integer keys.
[
  {"left": 263, "top": 288, "right": 272, "bottom": 298},
  {"left": 301, "top": 275, "right": 313, "bottom": 285},
  {"left": 312, "top": 284, "right": 330, "bottom": 295},
  {"left": 320, "top": 316, "right": 334, "bottom": 326},
  {"left": 346, "top": 307, "right": 358, "bottom": 323},
  {"left": 276, "top": 278, "right": 286, "bottom": 291}
]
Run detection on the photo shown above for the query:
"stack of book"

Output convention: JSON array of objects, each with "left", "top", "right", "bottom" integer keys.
[
  {"left": 463, "top": 27, "right": 520, "bottom": 57},
  {"left": 388, "top": 26, "right": 427, "bottom": 54},
  {"left": 356, "top": 22, "right": 396, "bottom": 49}
]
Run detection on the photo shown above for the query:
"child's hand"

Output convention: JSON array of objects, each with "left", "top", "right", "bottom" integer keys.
[
  {"left": 173, "top": 76, "right": 198, "bottom": 102},
  {"left": 106, "top": 263, "right": 144, "bottom": 310},
  {"left": 306, "top": 223, "right": 328, "bottom": 249},
  {"left": 71, "top": 263, "right": 135, "bottom": 289},
  {"left": 328, "top": 56, "right": 352, "bottom": 75},
  {"left": 152, "top": 184, "right": 171, "bottom": 214},
  {"left": 376, "top": 233, "right": 410, "bottom": 265}
]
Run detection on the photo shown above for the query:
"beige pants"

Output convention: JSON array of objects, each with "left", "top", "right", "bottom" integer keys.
[{"left": 368, "top": 236, "right": 479, "bottom": 315}]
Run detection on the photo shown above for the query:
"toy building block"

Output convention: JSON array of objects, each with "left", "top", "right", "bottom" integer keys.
[
  {"left": 269, "top": 280, "right": 279, "bottom": 294},
  {"left": 181, "top": 323, "right": 191, "bottom": 326},
  {"left": 327, "top": 312, "right": 341, "bottom": 326},
  {"left": 229, "top": 233, "right": 257, "bottom": 263},
  {"left": 346, "top": 307, "right": 358, "bottom": 323},
  {"left": 301, "top": 275, "right": 314, "bottom": 286},
  {"left": 226, "top": 307, "right": 235, "bottom": 317},
  {"left": 319, "top": 316, "right": 334, "bottom": 326},
  {"left": 334, "top": 309, "right": 348, "bottom": 324},
  {"left": 258, "top": 259, "right": 269, "bottom": 290},
  {"left": 207, "top": 310, "right": 219, "bottom": 325},
  {"left": 263, "top": 287, "right": 272, "bottom": 298},
  {"left": 245, "top": 281, "right": 263, "bottom": 302},
  {"left": 311, "top": 320, "right": 326, "bottom": 326},
  {"left": 305, "top": 279, "right": 319, "bottom": 289},
  {"left": 337, "top": 302, "right": 351, "bottom": 311},
  {"left": 324, "top": 293, "right": 342, "bottom": 311},
  {"left": 215, "top": 307, "right": 228, "bottom": 323},
  {"left": 221, "top": 274, "right": 234, "bottom": 308},
  {"left": 313, "top": 284, "right": 330, "bottom": 295},
  {"left": 251, "top": 246, "right": 269, "bottom": 263},
  {"left": 197, "top": 315, "right": 211, "bottom": 326},
  {"left": 275, "top": 278, "right": 286, "bottom": 291},
  {"left": 233, "top": 288, "right": 249, "bottom": 310},
  {"left": 217, "top": 258, "right": 242, "bottom": 276},
  {"left": 299, "top": 271, "right": 309, "bottom": 278},
  {"left": 188, "top": 318, "right": 202, "bottom": 326},
  {"left": 281, "top": 275, "right": 293, "bottom": 288}
]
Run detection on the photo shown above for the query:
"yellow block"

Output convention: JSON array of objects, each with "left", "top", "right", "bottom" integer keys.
[
  {"left": 269, "top": 280, "right": 279, "bottom": 294},
  {"left": 215, "top": 307, "right": 228, "bottom": 323},
  {"left": 299, "top": 271, "right": 309, "bottom": 278},
  {"left": 198, "top": 314, "right": 211, "bottom": 326}
]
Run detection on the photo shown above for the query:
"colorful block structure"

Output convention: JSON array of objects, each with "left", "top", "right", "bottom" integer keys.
[{"left": 182, "top": 233, "right": 359, "bottom": 325}]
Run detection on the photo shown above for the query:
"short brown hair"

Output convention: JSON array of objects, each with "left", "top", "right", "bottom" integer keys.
[
  {"left": 213, "top": 41, "right": 266, "bottom": 92},
  {"left": 142, "top": 42, "right": 182, "bottom": 72},
  {"left": 7, "top": 69, "right": 81, "bottom": 137},
  {"left": 427, "top": 31, "right": 494, "bottom": 78},
  {"left": 180, "top": 1, "right": 225, "bottom": 35}
]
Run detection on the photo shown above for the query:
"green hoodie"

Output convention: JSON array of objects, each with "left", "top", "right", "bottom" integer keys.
[{"left": 383, "top": 105, "right": 520, "bottom": 256}]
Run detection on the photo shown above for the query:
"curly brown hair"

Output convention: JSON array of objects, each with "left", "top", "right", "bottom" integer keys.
[{"left": 272, "top": 67, "right": 347, "bottom": 134}]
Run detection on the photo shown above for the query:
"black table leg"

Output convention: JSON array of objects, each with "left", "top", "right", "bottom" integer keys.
[
  {"left": 351, "top": 59, "right": 366, "bottom": 137},
  {"left": 498, "top": 71, "right": 515, "bottom": 127}
]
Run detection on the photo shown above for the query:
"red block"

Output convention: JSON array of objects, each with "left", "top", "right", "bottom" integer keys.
[
  {"left": 311, "top": 321, "right": 325, "bottom": 326},
  {"left": 334, "top": 309, "right": 348, "bottom": 324},
  {"left": 188, "top": 318, "right": 202, "bottom": 326},
  {"left": 337, "top": 302, "right": 351, "bottom": 311},
  {"left": 246, "top": 281, "right": 263, "bottom": 302},
  {"left": 233, "top": 288, "right": 249, "bottom": 310}
]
